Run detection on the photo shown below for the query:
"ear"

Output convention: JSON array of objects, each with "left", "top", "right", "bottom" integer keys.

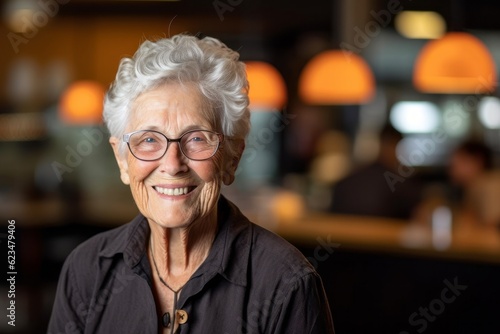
[
  {"left": 109, "top": 137, "right": 130, "bottom": 185},
  {"left": 223, "top": 140, "right": 245, "bottom": 186}
]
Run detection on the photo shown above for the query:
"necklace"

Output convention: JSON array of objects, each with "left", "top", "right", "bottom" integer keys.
[{"left": 150, "top": 243, "right": 186, "bottom": 333}]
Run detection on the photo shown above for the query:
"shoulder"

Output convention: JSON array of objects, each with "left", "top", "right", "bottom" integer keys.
[
  {"left": 244, "top": 223, "right": 334, "bottom": 332},
  {"left": 249, "top": 222, "right": 317, "bottom": 284},
  {"left": 61, "top": 215, "right": 144, "bottom": 286},
  {"left": 250, "top": 223, "right": 307, "bottom": 261},
  {"left": 67, "top": 222, "right": 129, "bottom": 264},
  {"left": 221, "top": 196, "right": 315, "bottom": 281}
]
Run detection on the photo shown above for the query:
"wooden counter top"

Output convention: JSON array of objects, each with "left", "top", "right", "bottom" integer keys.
[{"left": 270, "top": 213, "right": 500, "bottom": 264}]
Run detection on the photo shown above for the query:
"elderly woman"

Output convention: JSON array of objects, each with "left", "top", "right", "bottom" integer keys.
[{"left": 48, "top": 34, "right": 334, "bottom": 334}]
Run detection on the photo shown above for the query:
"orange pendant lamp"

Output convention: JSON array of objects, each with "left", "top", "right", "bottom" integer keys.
[
  {"left": 59, "top": 81, "right": 105, "bottom": 125},
  {"left": 298, "top": 50, "right": 375, "bottom": 105},
  {"left": 413, "top": 32, "right": 497, "bottom": 94},
  {"left": 245, "top": 61, "right": 287, "bottom": 110}
]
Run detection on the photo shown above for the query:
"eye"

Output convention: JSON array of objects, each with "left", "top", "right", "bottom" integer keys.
[
  {"left": 131, "top": 131, "right": 163, "bottom": 147},
  {"left": 190, "top": 136, "right": 205, "bottom": 142},
  {"left": 185, "top": 131, "right": 208, "bottom": 143}
]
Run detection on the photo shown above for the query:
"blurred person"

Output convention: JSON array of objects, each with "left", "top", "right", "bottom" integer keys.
[
  {"left": 283, "top": 104, "right": 333, "bottom": 174},
  {"left": 448, "top": 139, "right": 500, "bottom": 227},
  {"left": 329, "top": 125, "right": 422, "bottom": 220},
  {"left": 448, "top": 139, "right": 493, "bottom": 193},
  {"left": 48, "top": 34, "right": 334, "bottom": 334}
]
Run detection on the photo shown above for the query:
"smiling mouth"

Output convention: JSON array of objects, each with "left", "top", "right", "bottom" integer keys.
[{"left": 153, "top": 186, "right": 195, "bottom": 196}]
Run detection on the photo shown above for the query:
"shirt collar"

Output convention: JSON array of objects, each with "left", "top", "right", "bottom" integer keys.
[
  {"left": 98, "top": 195, "right": 252, "bottom": 287},
  {"left": 200, "top": 196, "right": 251, "bottom": 287},
  {"left": 98, "top": 213, "right": 149, "bottom": 267}
]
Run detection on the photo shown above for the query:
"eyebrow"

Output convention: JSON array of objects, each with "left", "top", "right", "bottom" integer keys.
[{"left": 138, "top": 124, "right": 213, "bottom": 135}]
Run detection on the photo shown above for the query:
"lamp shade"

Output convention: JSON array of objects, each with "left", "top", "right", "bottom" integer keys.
[
  {"left": 59, "top": 81, "right": 105, "bottom": 125},
  {"left": 298, "top": 50, "right": 375, "bottom": 105},
  {"left": 413, "top": 32, "right": 497, "bottom": 94},
  {"left": 245, "top": 61, "right": 287, "bottom": 110}
]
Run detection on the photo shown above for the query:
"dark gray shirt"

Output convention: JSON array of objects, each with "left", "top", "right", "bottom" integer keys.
[{"left": 48, "top": 196, "right": 335, "bottom": 334}]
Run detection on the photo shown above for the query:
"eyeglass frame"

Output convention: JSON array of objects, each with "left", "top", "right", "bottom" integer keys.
[{"left": 122, "top": 129, "right": 224, "bottom": 162}]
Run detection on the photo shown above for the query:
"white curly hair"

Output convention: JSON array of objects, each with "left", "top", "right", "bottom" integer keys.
[{"left": 103, "top": 33, "right": 250, "bottom": 160}]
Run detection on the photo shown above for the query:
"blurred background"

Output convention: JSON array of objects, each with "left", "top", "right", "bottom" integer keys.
[{"left": 1, "top": 0, "right": 500, "bottom": 333}]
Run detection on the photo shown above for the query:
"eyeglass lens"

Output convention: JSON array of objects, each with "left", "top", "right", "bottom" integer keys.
[{"left": 127, "top": 130, "right": 220, "bottom": 161}]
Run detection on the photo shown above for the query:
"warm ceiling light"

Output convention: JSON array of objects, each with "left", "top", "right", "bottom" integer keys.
[
  {"left": 413, "top": 32, "right": 497, "bottom": 94},
  {"left": 59, "top": 81, "right": 105, "bottom": 125},
  {"left": 298, "top": 50, "right": 375, "bottom": 105},
  {"left": 245, "top": 61, "right": 287, "bottom": 110},
  {"left": 395, "top": 11, "right": 446, "bottom": 39}
]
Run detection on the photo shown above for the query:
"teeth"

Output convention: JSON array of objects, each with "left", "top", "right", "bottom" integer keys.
[{"left": 155, "top": 186, "right": 189, "bottom": 196}]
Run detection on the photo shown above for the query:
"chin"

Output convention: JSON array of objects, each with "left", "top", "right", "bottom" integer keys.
[{"left": 147, "top": 206, "right": 198, "bottom": 229}]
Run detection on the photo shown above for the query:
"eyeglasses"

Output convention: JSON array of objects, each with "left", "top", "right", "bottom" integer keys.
[{"left": 123, "top": 129, "right": 224, "bottom": 161}]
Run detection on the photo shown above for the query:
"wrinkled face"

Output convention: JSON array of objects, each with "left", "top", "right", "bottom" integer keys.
[{"left": 111, "top": 82, "right": 231, "bottom": 229}]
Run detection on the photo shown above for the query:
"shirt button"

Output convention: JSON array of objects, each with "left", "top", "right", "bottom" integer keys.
[{"left": 176, "top": 310, "right": 188, "bottom": 324}]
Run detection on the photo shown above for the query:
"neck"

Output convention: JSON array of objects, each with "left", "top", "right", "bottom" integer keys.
[{"left": 149, "top": 209, "right": 218, "bottom": 284}]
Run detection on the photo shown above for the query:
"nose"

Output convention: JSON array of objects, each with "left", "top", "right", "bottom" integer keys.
[{"left": 158, "top": 141, "right": 189, "bottom": 175}]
